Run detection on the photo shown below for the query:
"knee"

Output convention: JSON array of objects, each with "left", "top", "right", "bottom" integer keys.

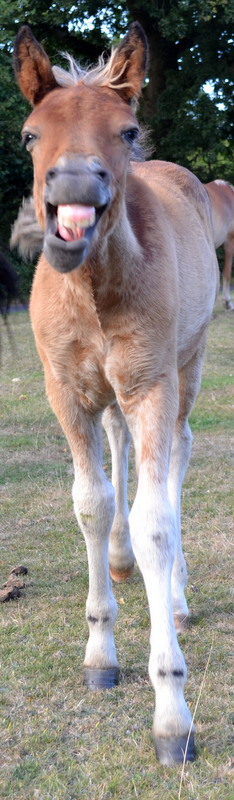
[
  {"left": 129, "top": 498, "right": 176, "bottom": 569},
  {"left": 72, "top": 473, "right": 115, "bottom": 534}
]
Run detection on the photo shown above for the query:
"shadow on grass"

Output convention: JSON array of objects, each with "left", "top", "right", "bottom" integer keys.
[
  {"left": 187, "top": 602, "right": 233, "bottom": 627},
  {"left": 121, "top": 668, "right": 150, "bottom": 684}
]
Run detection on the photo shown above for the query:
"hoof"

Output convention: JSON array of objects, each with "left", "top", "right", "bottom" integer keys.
[
  {"left": 109, "top": 564, "right": 134, "bottom": 583},
  {"left": 154, "top": 731, "right": 195, "bottom": 765},
  {"left": 83, "top": 666, "right": 120, "bottom": 690},
  {"left": 174, "top": 613, "right": 188, "bottom": 634}
]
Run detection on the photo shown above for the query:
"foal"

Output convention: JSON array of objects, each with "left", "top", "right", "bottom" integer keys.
[
  {"left": 205, "top": 180, "right": 234, "bottom": 310},
  {"left": 14, "top": 23, "right": 219, "bottom": 764}
]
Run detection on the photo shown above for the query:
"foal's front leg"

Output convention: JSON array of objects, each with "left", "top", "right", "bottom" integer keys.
[
  {"left": 45, "top": 373, "right": 119, "bottom": 688},
  {"left": 119, "top": 377, "right": 195, "bottom": 764}
]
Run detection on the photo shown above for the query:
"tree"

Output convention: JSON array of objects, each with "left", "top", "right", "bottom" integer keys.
[
  {"left": 125, "top": 0, "right": 234, "bottom": 178},
  {"left": 0, "top": 0, "right": 111, "bottom": 289}
]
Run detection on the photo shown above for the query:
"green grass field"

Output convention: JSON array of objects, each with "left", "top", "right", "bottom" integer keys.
[{"left": 0, "top": 296, "right": 233, "bottom": 800}]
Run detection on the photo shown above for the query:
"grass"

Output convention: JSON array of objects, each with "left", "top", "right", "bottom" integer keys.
[{"left": 0, "top": 296, "right": 233, "bottom": 800}]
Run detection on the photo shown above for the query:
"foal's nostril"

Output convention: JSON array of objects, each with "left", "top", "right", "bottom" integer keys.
[
  {"left": 99, "top": 170, "right": 109, "bottom": 182},
  {"left": 87, "top": 158, "right": 109, "bottom": 185},
  {"left": 46, "top": 167, "right": 58, "bottom": 184},
  {"left": 96, "top": 168, "right": 110, "bottom": 188}
]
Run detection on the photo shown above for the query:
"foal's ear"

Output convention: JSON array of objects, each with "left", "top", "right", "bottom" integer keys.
[
  {"left": 13, "top": 26, "right": 58, "bottom": 105},
  {"left": 111, "top": 22, "right": 148, "bottom": 102}
]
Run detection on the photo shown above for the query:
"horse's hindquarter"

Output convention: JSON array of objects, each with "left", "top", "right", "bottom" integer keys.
[{"left": 205, "top": 180, "right": 234, "bottom": 249}]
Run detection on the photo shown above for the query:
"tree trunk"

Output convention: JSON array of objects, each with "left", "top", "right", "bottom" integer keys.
[{"left": 126, "top": 2, "right": 179, "bottom": 123}]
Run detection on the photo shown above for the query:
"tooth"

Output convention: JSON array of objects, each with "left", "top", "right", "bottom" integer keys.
[{"left": 59, "top": 213, "right": 95, "bottom": 230}]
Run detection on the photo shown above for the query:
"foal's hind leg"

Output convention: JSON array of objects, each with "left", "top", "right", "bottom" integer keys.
[
  {"left": 168, "top": 417, "right": 191, "bottom": 632},
  {"left": 103, "top": 403, "right": 134, "bottom": 581},
  {"left": 168, "top": 340, "right": 207, "bottom": 632}
]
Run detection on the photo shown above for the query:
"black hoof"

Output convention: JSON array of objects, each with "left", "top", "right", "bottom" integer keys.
[
  {"left": 154, "top": 731, "right": 195, "bottom": 765},
  {"left": 83, "top": 666, "right": 120, "bottom": 690}
]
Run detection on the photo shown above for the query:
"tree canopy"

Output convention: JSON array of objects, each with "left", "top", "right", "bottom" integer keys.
[{"left": 0, "top": 0, "right": 234, "bottom": 285}]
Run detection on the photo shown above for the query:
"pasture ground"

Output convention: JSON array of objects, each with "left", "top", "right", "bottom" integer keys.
[{"left": 0, "top": 297, "right": 233, "bottom": 800}]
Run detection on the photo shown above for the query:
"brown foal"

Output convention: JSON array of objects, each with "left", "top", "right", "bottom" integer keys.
[{"left": 14, "top": 23, "right": 219, "bottom": 764}]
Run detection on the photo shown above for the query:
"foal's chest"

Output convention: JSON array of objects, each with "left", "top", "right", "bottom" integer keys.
[{"left": 31, "top": 263, "right": 159, "bottom": 412}]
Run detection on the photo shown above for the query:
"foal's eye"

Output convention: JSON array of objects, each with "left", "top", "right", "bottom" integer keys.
[
  {"left": 22, "top": 131, "right": 38, "bottom": 151},
  {"left": 121, "top": 128, "right": 139, "bottom": 145}
]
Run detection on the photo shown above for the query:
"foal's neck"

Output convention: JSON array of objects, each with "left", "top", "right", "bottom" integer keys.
[
  {"left": 93, "top": 201, "right": 142, "bottom": 314},
  {"left": 93, "top": 195, "right": 141, "bottom": 275}
]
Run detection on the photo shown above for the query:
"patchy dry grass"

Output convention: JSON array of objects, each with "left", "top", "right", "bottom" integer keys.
[{"left": 0, "top": 296, "right": 233, "bottom": 800}]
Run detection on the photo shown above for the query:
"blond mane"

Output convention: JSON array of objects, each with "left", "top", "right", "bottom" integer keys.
[{"left": 52, "top": 48, "right": 131, "bottom": 92}]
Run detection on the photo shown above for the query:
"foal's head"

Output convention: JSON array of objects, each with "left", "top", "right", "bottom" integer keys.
[{"left": 14, "top": 24, "right": 148, "bottom": 272}]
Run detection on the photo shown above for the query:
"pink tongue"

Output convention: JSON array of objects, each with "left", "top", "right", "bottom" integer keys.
[{"left": 57, "top": 204, "right": 95, "bottom": 241}]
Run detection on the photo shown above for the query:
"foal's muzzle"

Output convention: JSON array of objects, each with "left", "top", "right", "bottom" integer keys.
[{"left": 43, "top": 155, "right": 111, "bottom": 272}]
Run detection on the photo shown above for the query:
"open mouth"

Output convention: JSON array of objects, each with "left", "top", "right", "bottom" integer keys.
[
  {"left": 56, "top": 203, "right": 96, "bottom": 241},
  {"left": 43, "top": 201, "right": 106, "bottom": 272}
]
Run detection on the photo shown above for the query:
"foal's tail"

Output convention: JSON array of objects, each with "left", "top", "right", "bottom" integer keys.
[{"left": 10, "top": 196, "right": 43, "bottom": 260}]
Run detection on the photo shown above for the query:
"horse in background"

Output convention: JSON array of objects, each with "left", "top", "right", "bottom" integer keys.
[
  {"left": 205, "top": 180, "right": 234, "bottom": 310},
  {"left": 13, "top": 22, "right": 219, "bottom": 765},
  {"left": 0, "top": 249, "right": 18, "bottom": 360},
  {"left": 0, "top": 249, "right": 18, "bottom": 318}
]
